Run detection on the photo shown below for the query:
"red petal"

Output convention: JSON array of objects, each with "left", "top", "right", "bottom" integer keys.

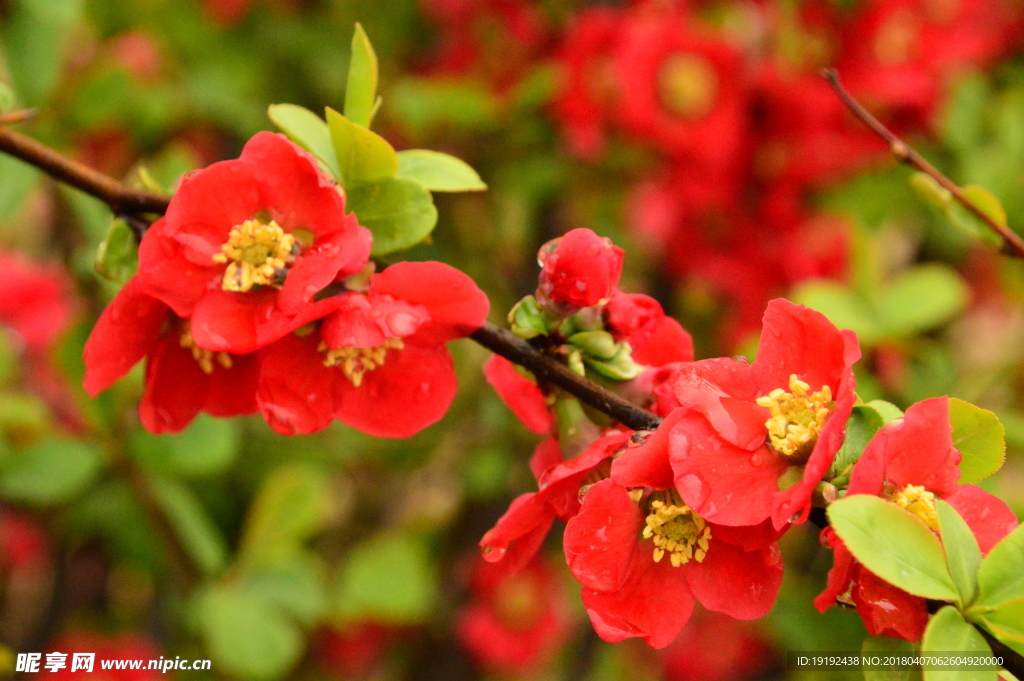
[
  {"left": 83, "top": 278, "right": 168, "bottom": 396},
  {"left": 371, "top": 261, "right": 490, "bottom": 345},
  {"left": 538, "top": 431, "right": 630, "bottom": 521},
  {"left": 671, "top": 359, "right": 766, "bottom": 450},
  {"left": 883, "top": 398, "right": 961, "bottom": 497},
  {"left": 580, "top": 551, "right": 694, "bottom": 649},
  {"left": 852, "top": 567, "right": 928, "bottom": 642},
  {"left": 752, "top": 298, "right": 861, "bottom": 395},
  {"left": 814, "top": 528, "right": 856, "bottom": 613},
  {"left": 256, "top": 332, "right": 336, "bottom": 435},
  {"left": 334, "top": 342, "right": 457, "bottom": 438},
  {"left": 138, "top": 333, "right": 211, "bottom": 433},
  {"left": 480, "top": 493, "right": 556, "bottom": 574},
  {"left": 946, "top": 484, "right": 1020, "bottom": 554},
  {"left": 564, "top": 480, "right": 644, "bottom": 592},
  {"left": 611, "top": 409, "right": 683, "bottom": 489},
  {"left": 670, "top": 409, "right": 787, "bottom": 526},
  {"left": 189, "top": 289, "right": 341, "bottom": 353},
  {"left": 529, "top": 438, "right": 562, "bottom": 482},
  {"left": 684, "top": 541, "right": 783, "bottom": 620},
  {"left": 632, "top": 314, "right": 695, "bottom": 366},
  {"left": 711, "top": 518, "right": 786, "bottom": 552},
  {"left": 203, "top": 352, "right": 259, "bottom": 417},
  {"left": 278, "top": 222, "right": 370, "bottom": 314},
  {"left": 135, "top": 218, "right": 219, "bottom": 317},
  {"left": 483, "top": 355, "right": 552, "bottom": 435}
]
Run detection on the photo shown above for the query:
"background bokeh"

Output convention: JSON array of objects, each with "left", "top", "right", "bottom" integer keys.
[{"left": 0, "top": 0, "right": 1022, "bottom": 679}]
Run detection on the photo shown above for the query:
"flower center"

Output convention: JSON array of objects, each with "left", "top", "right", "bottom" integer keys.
[
  {"left": 321, "top": 337, "right": 404, "bottom": 387},
  {"left": 179, "top": 321, "right": 232, "bottom": 375},
  {"left": 212, "top": 218, "right": 297, "bottom": 292},
  {"left": 657, "top": 53, "right": 719, "bottom": 121},
  {"left": 889, "top": 484, "right": 939, "bottom": 531},
  {"left": 755, "top": 374, "right": 834, "bottom": 464},
  {"left": 641, "top": 490, "right": 712, "bottom": 567},
  {"left": 873, "top": 10, "right": 919, "bottom": 65}
]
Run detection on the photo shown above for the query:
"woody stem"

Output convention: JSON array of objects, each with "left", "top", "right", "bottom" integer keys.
[{"left": 0, "top": 125, "right": 664, "bottom": 433}]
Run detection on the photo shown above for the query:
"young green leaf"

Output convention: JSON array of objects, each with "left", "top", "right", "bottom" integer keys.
[
  {"left": 827, "top": 495, "right": 959, "bottom": 601},
  {"left": 936, "top": 499, "right": 982, "bottom": 608},
  {"left": 344, "top": 23, "right": 378, "bottom": 129},
  {"left": 325, "top": 107, "right": 398, "bottom": 187},
  {"left": 910, "top": 172, "right": 953, "bottom": 211},
  {"left": 791, "top": 280, "right": 880, "bottom": 345},
  {"left": 396, "top": 149, "right": 486, "bottom": 192},
  {"left": 949, "top": 398, "right": 1005, "bottom": 485},
  {"left": 920, "top": 606, "right": 994, "bottom": 681},
  {"left": 974, "top": 524, "right": 1024, "bottom": 610},
  {"left": 865, "top": 399, "right": 904, "bottom": 424},
  {"left": 877, "top": 264, "right": 969, "bottom": 338},
  {"left": 347, "top": 177, "right": 437, "bottom": 256},
  {"left": 267, "top": 104, "right": 340, "bottom": 179},
  {"left": 95, "top": 218, "right": 138, "bottom": 283},
  {"left": 975, "top": 599, "right": 1024, "bottom": 656}
]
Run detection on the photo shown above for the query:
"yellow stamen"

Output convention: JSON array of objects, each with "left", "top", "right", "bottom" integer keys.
[
  {"left": 321, "top": 337, "right": 405, "bottom": 387},
  {"left": 889, "top": 484, "right": 939, "bottom": 531},
  {"left": 641, "top": 491, "right": 712, "bottom": 568},
  {"left": 212, "top": 218, "right": 297, "bottom": 292},
  {"left": 755, "top": 374, "right": 834, "bottom": 463},
  {"left": 657, "top": 53, "right": 719, "bottom": 120},
  {"left": 179, "top": 322, "right": 232, "bottom": 375}
]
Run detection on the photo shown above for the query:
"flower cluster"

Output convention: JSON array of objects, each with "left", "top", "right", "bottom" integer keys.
[
  {"left": 480, "top": 228, "right": 1018, "bottom": 648},
  {"left": 83, "top": 132, "right": 489, "bottom": 436}
]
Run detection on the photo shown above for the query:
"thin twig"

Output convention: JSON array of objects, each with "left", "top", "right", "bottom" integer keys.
[
  {"left": 0, "top": 130, "right": 664, "bottom": 433},
  {"left": 0, "top": 126, "right": 170, "bottom": 215},
  {"left": 822, "top": 68, "right": 1024, "bottom": 259},
  {"left": 0, "top": 108, "right": 36, "bottom": 125}
]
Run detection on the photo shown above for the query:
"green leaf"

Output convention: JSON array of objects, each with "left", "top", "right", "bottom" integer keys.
[
  {"left": 348, "top": 177, "right": 437, "bottom": 257},
  {"left": 508, "top": 295, "right": 556, "bottom": 339},
  {"left": 325, "top": 107, "right": 398, "bottom": 187},
  {"left": 790, "top": 280, "right": 880, "bottom": 345},
  {"left": 244, "top": 555, "right": 329, "bottom": 626},
  {"left": 878, "top": 264, "right": 969, "bottom": 337},
  {"left": 911, "top": 172, "right": 953, "bottom": 211},
  {"left": 0, "top": 0, "right": 82, "bottom": 104},
  {"left": 95, "top": 218, "right": 138, "bottom": 283},
  {"left": 0, "top": 439, "right": 102, "bottom": 505},
  {"left": 920, "top": 606, "right": 994, "bottom": 681},
  {"left": 974, "top": 524, "right": 1024, "bottom": 610},
  {"left": 831, "top": 404, "right": 886, "bottom": 479},
  {"left": 131, "top": 415, "right": 239, "bottom": 479},
  {"left": 396, "top": 150, "right": 486, "bottom": 192},
  {"left": 827, "top": 495, "right": 959, "bottom": 601},
  {"left": 150, "top": 476, "right": 227, "bottom": 577},
  {"left": 0, "top": 153, "right": 40, "bottom": 221},
  {"left": 976, "top": 599, "right": 1024, "bottom": 656},
  {"left": 949, "top": 398, "right": 1005, "bottom": 485},
  {"left": 0, "top": 82, "right": 16, "bottom": 112},
  {"left": 239, "top": 463, "right": 334, "bottom": 568},
  {"left": 936, "top": 500, "right": 982, "bottom": 608},
  {"left": 344, "top": 23, "right": 378, "bottom": 129},
  {"left": 866, "top": 399, "right": 904, "bottom": 424},
  {"left": 267, "top": 104, "right": 340, "bottom": 179},
  {"left": 945, "top": 185, "right": 1009, "bottom": 250},
  {"left": 862, "top": 636, "right": 922, "bottom": 681},
  {"left": 335, "top": 532, "right": 436, "bottom": 624},
  {"left": 197, "top": 584, "right": 303, "bottom": 681}
]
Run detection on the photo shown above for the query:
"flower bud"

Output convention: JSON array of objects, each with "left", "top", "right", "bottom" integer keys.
[{"left": 537, "top": 228, "right": 624, "bottom": 309}]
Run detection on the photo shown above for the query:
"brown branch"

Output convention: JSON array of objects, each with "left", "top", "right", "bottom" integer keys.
[
  {"left": 471, "top": 323, "right": 663, "bottom": 431},
  {"left": 0, "top": 126, "right": 170, "bottom": 215},
  {"left": 0, "top": 108, "right": 36, "bottom": 125},
  {"left": 0, "top": 129, "right": 664, "bottom": 433},
  {"left": 823, "top": 68, "right": 1024, "bottom": 260}
]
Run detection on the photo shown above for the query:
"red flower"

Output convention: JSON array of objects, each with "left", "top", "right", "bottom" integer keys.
[
  {"left": 647, "top": 299, "right": 860, "bottom": 528},
  {"left": 135, "top": 132, "right": 371, "bottom": 354},
  {"left": 83, "top": 279, "right": 261, "bottom": 433},
  {"left": 313, "top": 623, "right": 394, "bottom": 680},
  {"left": 815, "top": 397, "right": 1019, "bottom": 641},
  {"left": 37, "top": 631, "right": 163, "bottom": 681},
  {"left": 0, "top": 510, "right": 49, "bottom": 568},
  {"left": 0, "top": 251, "right": 76, "bottom": 353},
  {"left": 563, "top": 475, "right": 783, "bottom": 649},
  {"left": 660, "top": 608, "right": 778, "bottom": 681},
  {"left": 480, "top": 432, "right": 630, "bottom": 575},
  {"left": 456, "top": 555, "right": 573, "bottom": 676},
  {"left": 537, "top": 228, "right": 624, "bottom": 309},
  {"left": 613, "top": 10, "right": 749, "bottom": 172},
  {"left": 256, "top": 261, "right": 489, "bottom": 437}
]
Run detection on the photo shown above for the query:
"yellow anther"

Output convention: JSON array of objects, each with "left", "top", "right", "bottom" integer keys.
[
  {"left": 179, "top": 322, "right": 232, "bottom": 375},
  {"left": 755, "top": 374, "right": 834, "bottom": 463},
  {"left": 321, "top": 337, "right": 405, "bottom": 387},
  {"left": 889, "top": 484, "right": 939, "bottom": 531},
  {"left": 213, "top": 218, "right": 297, "bottom": 292},
  {"left": 641, "top": 491, "right": 712, "bottom": 568}
]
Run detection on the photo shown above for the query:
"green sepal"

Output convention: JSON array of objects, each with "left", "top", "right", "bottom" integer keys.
[
  {"left": 581, "top": 341, "right": 644, "bottom": 381},
  {"left": 95, "top": 218, "right": 138, "bottom": 283},
  {"left": 567, "top": 331, "right": 618, "bottom": 360},
  {"left": 509, "top": 295, "right": 557, "bottom": 340}
]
